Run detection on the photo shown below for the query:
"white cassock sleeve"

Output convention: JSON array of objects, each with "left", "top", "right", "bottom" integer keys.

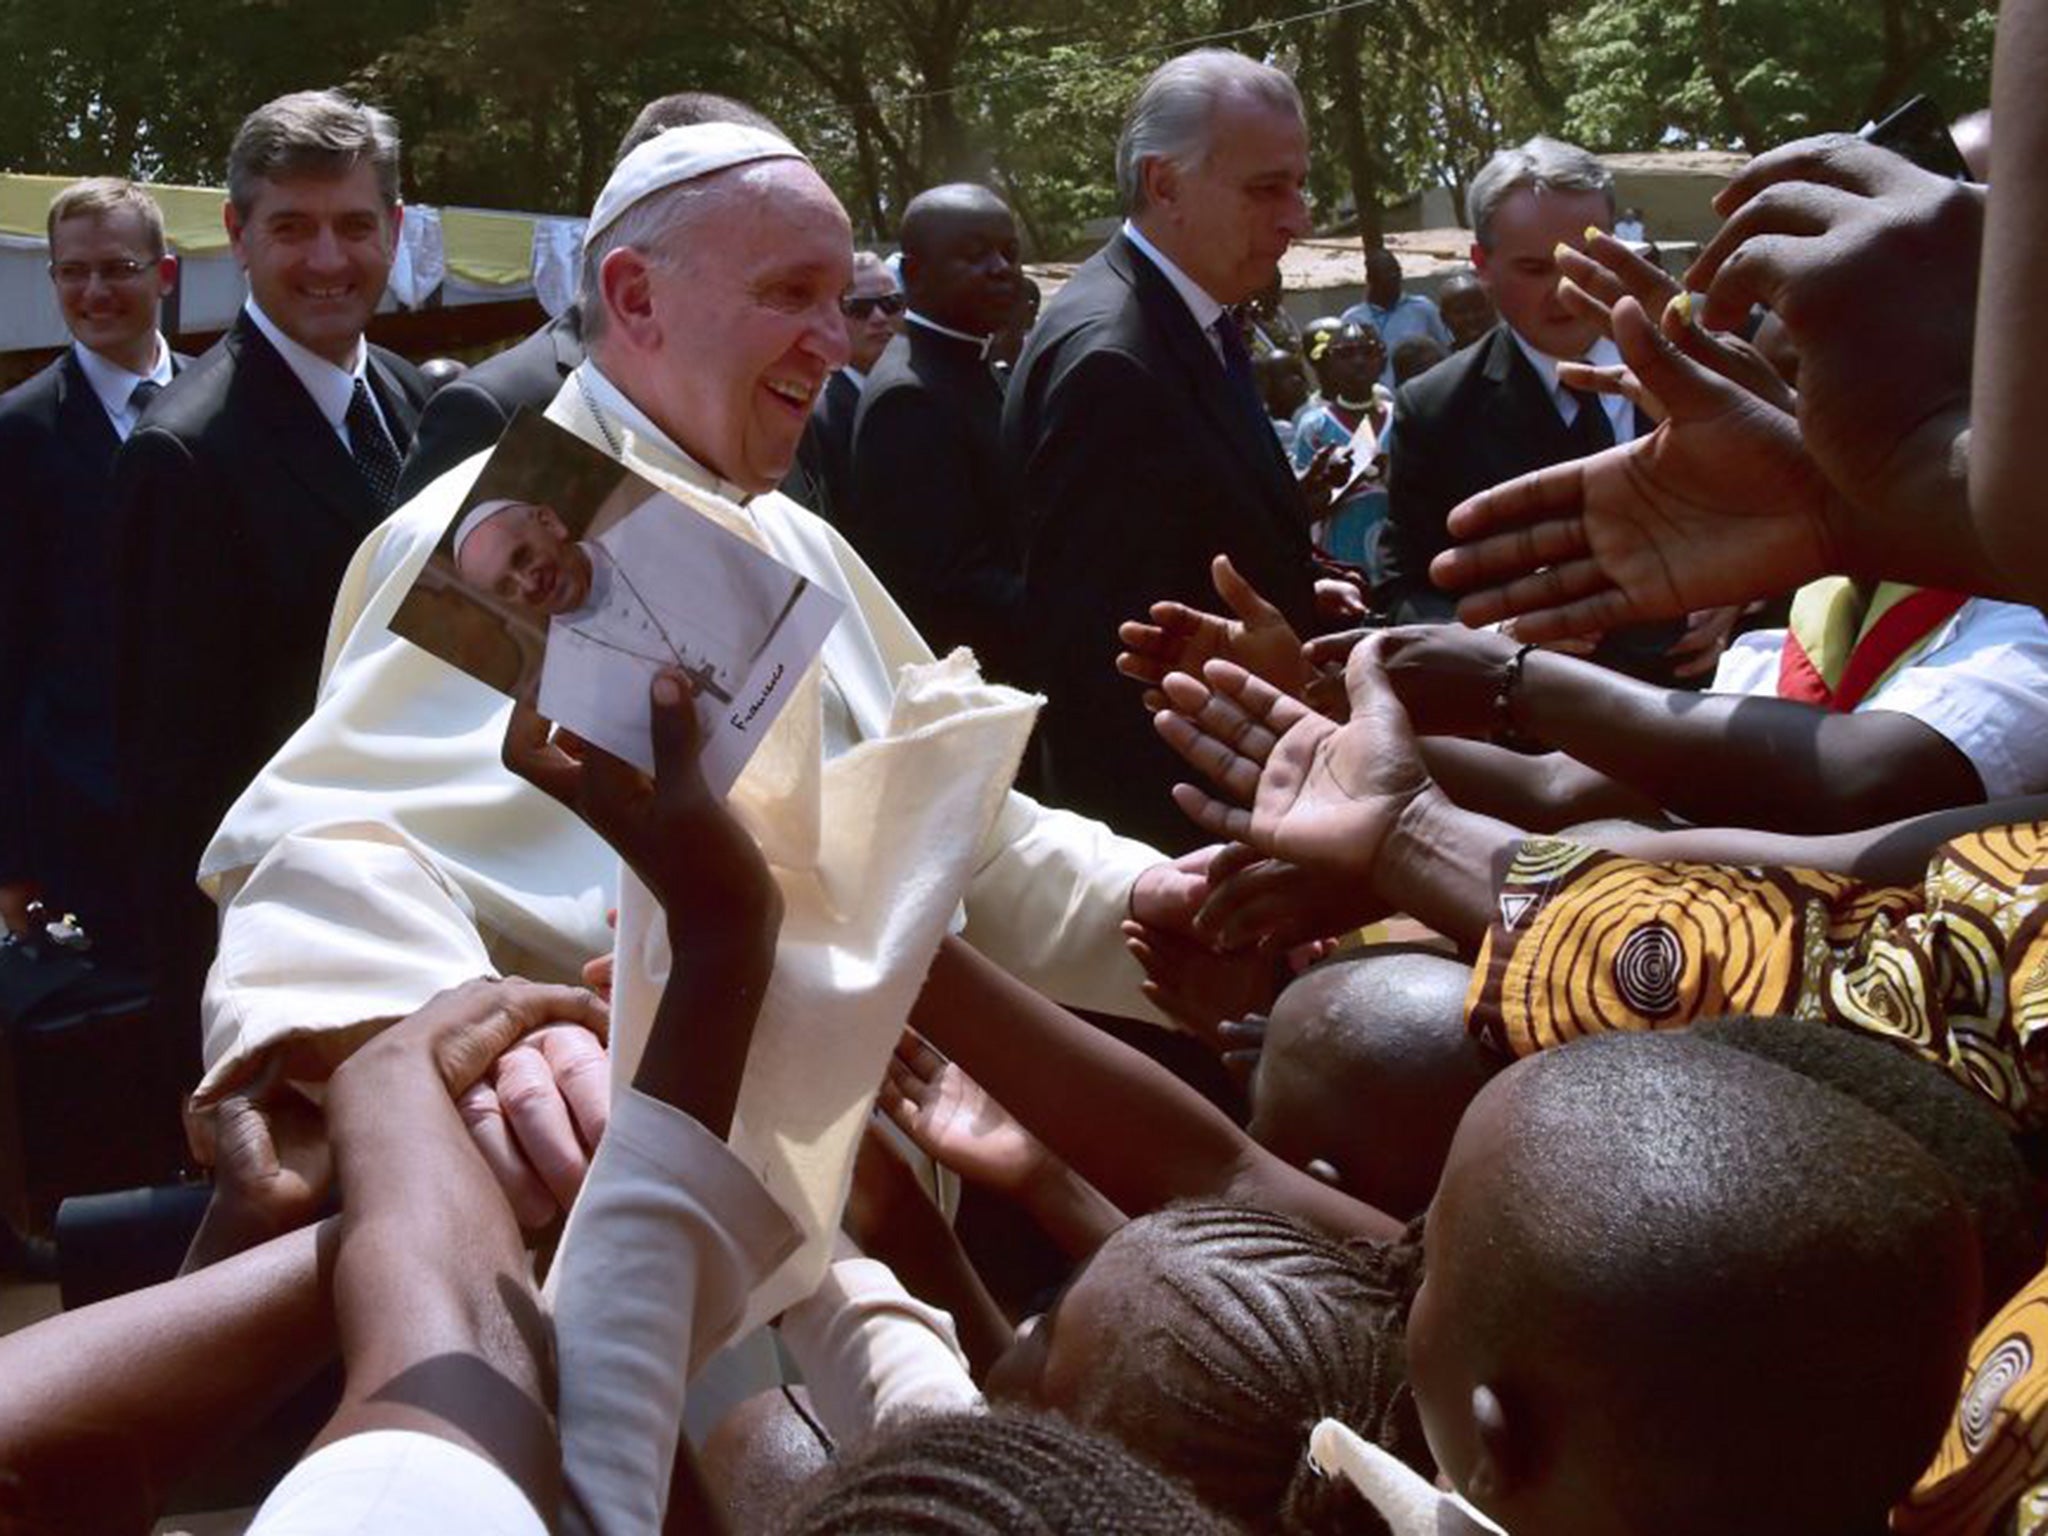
[{"left": 553, "top": 1088, "right": 802, "bottom": 1536}]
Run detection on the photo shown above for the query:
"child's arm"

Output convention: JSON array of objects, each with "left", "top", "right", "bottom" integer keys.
[
  {"left": 877, "top": 1030, "right": 1126, "bottom": 1261},
  {"left": 910, "top": 937, "right": 1402, "bottom": 1244},
  {"left": 507, "top": 671, "right": 795, "bottom": 1536}
]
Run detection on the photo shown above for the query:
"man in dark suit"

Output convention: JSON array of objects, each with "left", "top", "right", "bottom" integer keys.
[
  {"left": 392, "top": 304, "right": 581, "bottom": 504},
  {"left": 786, "top": 249, "right": 901, "bottom": 521},
  {"left": 395, "top": 92, "right": 787, "bottom": 505},
  {"left": 1376, "top": 137, "right": 1689, "bottom": 683},
  {"left": 0, "top": 179, "right": 187, "bottom": 961},
  {"left": 846, "top": 189, "right": 1024, "bottom": 676},
  {"left": 113, "top": 89, "right": 427, "bottom": 1087},
  {"left": 1003, "top": 49, "right": 1318, "bottom": 853}
]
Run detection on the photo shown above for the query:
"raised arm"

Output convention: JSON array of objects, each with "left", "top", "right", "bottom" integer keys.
[
  {"left": 909, "top": 935, "right": 1401, "bottom": 1245},
  {"left": 1364, "top": 624, "right": 1984, "bottom": 833}
]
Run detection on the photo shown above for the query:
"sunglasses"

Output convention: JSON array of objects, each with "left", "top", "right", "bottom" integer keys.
[{"left": 842, "top": 293, "right": 906, "bottom": 320}]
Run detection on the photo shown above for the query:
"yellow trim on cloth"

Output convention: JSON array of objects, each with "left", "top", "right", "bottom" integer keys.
[{"left": 439, "top": 207, "right": 539, "bottom": 288}]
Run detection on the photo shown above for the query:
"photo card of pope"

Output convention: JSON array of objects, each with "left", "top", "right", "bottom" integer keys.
[{"left": 391, "top": 409, "right": 842, "bottom": 794}]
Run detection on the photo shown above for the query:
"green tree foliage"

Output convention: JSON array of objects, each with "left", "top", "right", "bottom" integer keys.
[
  {"left": 1556, "top": 0, "right": 1996, "bottom": 153},
  {"left": 0, "top": 0, "right": 1994, "bottom": 254}
]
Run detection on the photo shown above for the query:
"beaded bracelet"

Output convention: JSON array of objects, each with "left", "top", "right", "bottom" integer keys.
[{"left": 1490, "top": 642, "right": 1542, "bottom": 752}]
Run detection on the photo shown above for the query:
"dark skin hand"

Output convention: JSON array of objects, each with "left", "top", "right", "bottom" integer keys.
[
  {"left": 1431, "top": 294, "right": 1846, "bottom": 642},
  {"left": 503, "top": 669, "right": 780, "bottom": 1135},
  {"left": 1118, "top": 552, "right": 1314, "bottom": 707},
  {"left": 1688, "top": 134, "right": 1982, "bottom": 579}
]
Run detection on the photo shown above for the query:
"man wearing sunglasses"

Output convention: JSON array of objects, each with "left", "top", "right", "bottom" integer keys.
[{"left": 785, "top": 249, "right": 901, "bottom": 522}]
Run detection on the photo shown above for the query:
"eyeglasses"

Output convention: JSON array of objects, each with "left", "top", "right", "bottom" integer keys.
[
  {"left": 49, "top": 259, "right": 155, "bottom": 288},
  {"left": 841, "top": 293, "right": 906, "bottom": 320}
]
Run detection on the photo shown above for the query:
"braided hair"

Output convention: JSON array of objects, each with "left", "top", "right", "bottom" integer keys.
[
  {"left": 1071, "top": 1201, "right": 1430, "bottom": 1536},
  {"left": 776, "top": 1408, "right": 1234, "bottom": 1534}
]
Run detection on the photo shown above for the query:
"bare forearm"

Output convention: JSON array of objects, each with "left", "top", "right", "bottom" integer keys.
[
  {"left": 0, "top": 1221, "right": 335, "bottom": 1530},
  {"left": 634, "top": 926, "right": 776, "bottom": 1140},
  {"left": 1371, "top": 789, "right": 1523, "bottom": 953},
  {"left": 1590, "top": 793, "right": 2048, "bottom": 887},
  {"left": 318, "top": 1057, "right": 553, "bottom": 1507},
  {"left": 1014, "top": 1161, "right": 1126, "bottom": 1261},
  {"left": 1422, "top": 738, "right": 1656, "bottom": 831},
  {"left": 910, "top": 941, "right": 1401, "bottom": 1243},
  {"left": 911, "top": 940, "right": 1252, "bottom": 1217},
  {"left": 1513, "top": 651, "right": 1976, "bottom": 831}
]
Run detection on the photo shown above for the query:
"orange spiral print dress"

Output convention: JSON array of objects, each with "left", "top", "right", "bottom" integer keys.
[{"left": 1465, "top": 823, "right": 2048, "bottom": 1128}]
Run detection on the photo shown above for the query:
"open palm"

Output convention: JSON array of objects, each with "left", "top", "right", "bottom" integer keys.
[
  {"left": 1432, "top": 297, "right": 1840, "bottom": 643},
  {"left": 880, "top": 1032, "right": 1049, "bottom": 1194},
  {"left": 1153, "top": 643, "right": 1433, "bottom": 882}
]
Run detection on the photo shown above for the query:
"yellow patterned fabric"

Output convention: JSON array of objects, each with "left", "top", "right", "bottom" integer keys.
[
  {"left": 1898, "top": 1265, "right": 2048, "bottom": 1535},
  {"left": 1465, "top": 823, "right": 2048, "bottom": 1127}
]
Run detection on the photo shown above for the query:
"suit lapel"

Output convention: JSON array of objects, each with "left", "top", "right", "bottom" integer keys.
[
  {"left": 53, "top": 350, "right": 121, "bottom": 469},
  {"left": 365, "top": 350, "right": 420, "bottom": 452},
  {"left": 229, "top": 316, "right": 380, "bottom": 534},
  {"left": 1114, "top": 235, "right": 1303, "bottom": 546},
  {"left": 1483, "top": 330, "right": 1580, "bottom": 466}
]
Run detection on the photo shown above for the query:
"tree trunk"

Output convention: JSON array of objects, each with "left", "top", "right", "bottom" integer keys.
[
  {"left": 1696, "top": 0, "right": 1766, "bottom": 152},
  {"left": 1331, "top": 5, "right": 1382, "bottom": 250}
]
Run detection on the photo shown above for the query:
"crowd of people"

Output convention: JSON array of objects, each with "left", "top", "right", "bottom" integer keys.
[{"left": 3, "top": 8, "right": 2048, "bottom": 1533}]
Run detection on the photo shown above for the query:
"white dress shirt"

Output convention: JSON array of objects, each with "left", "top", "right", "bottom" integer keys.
[
  {"left": 72, "top": 335, "right": 171, "bottom": 441},
  {"left": 1507, "top": 327, "right": 1632, "bottom": 440},
  {"left": 1710, "top": 597, "right": 2048, "bottom": 799},
  {"left": 243, "top": 298, "right": 391, "bottom": 450}
]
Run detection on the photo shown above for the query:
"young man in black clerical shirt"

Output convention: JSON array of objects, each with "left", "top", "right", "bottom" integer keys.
[{"left": 845, "top": 184, "right": 1029, "bottom": 681}]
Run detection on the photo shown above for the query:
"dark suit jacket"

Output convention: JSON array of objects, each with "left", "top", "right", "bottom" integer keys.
[
  {"left": 0, "top": 346, "right": 188, "bottom": 956},
  {"left": 1378, "top": 324, "right": 1686, "bottom": 682},
  {"left": 846, "top": 327, "right": 1025, "bottom": 680},
  {"left": 393, "top": 304, "right": 583, "bottom": 504},
  {"left": 112, "top": 314, "right": 426, "bottom": 1020},
  {"left": 784, "top": 367, "right": 861, "bottom": 522},
  {"left": 1002, "top": 233, "right": 1317, "bottom": 852}
]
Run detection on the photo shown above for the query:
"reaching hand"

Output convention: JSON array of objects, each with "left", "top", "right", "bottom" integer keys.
[
  {"left": 184, "top": 1063, "right": 335, "bottom": 1263},
  {"left": 457, "top": 1021, "right": 613, "bottom": 1229},
  {"left": 879, "top": 1032, "right": 1053, "bottom": 1196},
  {"left": 1688, "top": 134, "right": 1980, "bottom": 540},
  {"left": 503, "top": 668, "right": 779, "bottom": 969},
  {"left": 348, "top": 977, "right": 611, "bottom": 1231},
  {"left": 1118, "top": 554, "right": 1313, "bottom": 708},
  {"left": 1151, "top": 636, "right": 1435, "bottom": 885},
  {"left": 1119, "top": 915, "right": 1280, "bottom": 1045},
  {"left": 1431, "top": 295, "right": 1842, "bottom": 642}
]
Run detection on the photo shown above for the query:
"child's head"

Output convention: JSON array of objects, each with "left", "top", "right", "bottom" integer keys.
[
  {"left": 1248, "top": 953, "right": 1499, "bottom": 1218},
  {"left": 984, "top": 1201, "right": 1427, "bottom": 1535},
  {"left": 777, "top": 1409, "right": 1233, "bottom": 1533},
  {"left": 1405, "top": 1031, "right": 1981, "bottom": 1536},
  {"left": 1693, "top": 1014, "right": 2047, "bottom": 1316},
  {"left": 1258, "top": 351, "right": 1311, "bottom": 422}
]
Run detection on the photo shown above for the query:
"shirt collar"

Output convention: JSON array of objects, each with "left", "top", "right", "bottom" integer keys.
[
  {"left": 1507, "top": 325, "right": 1622, "bottom": 396},
  {"left": 243, "top": 297, "right": 367, "bottom": 430},
  {"left": 71, "top": 334, "right": 170, "bottom": 420},
  {"left": 571, "top": 360, "right": 755, "bottom": 506},
  {"left": 840, "top": 364, "right": 868, "bottom": 393},
  {"left": 1121, "top": 219, "right": 1226, "bottom": 336},
  {"left": 905, "top": 310, "right": 995, "bottom": 357}
]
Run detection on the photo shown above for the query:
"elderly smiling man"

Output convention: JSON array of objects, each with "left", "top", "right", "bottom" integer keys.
[{"left": 191, "top": 117, "right": 1209, "bottom": 1355}]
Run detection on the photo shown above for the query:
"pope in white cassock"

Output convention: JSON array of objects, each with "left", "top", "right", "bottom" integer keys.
[{"left": 187, "top": 119, "right": 1211, "bottom": 1526}]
